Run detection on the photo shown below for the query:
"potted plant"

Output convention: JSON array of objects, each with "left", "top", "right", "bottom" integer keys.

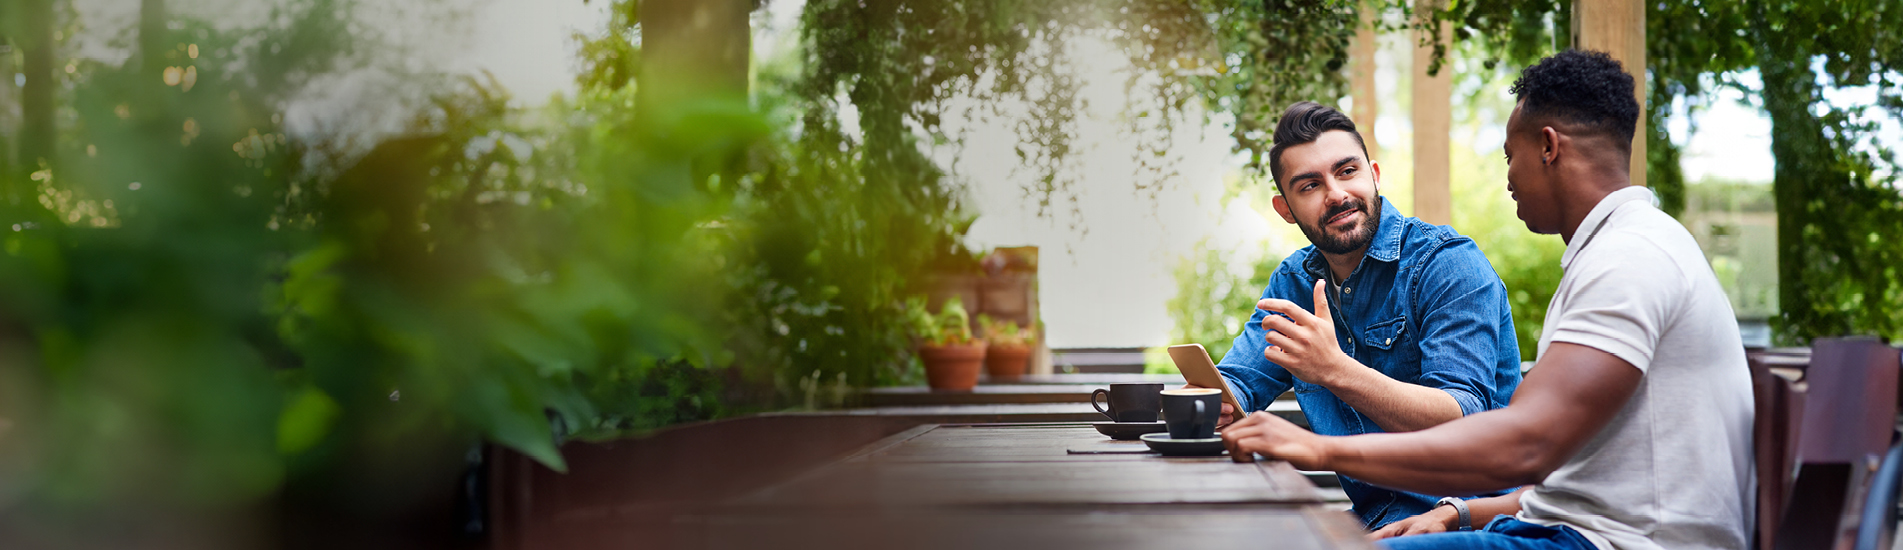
[
  {"left": 908, "top": 296, "right": 986, "bottom": 391},
  {"left": 979, "top": 314, "right": 1034, "bottom": 381}
]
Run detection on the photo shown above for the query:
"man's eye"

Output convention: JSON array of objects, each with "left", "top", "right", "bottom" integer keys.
[
  {"left": 1302, "top": 182, "right": 1317, "bottom": 192},
  {"left": 1341, "top": 167, "right": 1357, "bottom": 178}
]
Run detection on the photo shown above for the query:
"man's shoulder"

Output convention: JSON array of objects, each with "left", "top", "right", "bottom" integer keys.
[
  {"left": 1388, "top": 217, "right": 1497, "bottom": 276},
  {"left": 1579, "top": 207, "right": 1705, "bottom": 281},
  {"left": 1392, "top": 216, "right": 1483, "bottom": 260},
  {"left": 1260, "top": 248, "right": 1317, "bottom": 296}
]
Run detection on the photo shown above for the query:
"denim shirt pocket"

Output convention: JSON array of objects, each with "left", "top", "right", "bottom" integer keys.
[{"left": 1361, "top": 316, "right": 1407, "bottom": 351}]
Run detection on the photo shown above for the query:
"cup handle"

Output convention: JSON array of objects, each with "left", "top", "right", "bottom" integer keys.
[
  {"left": 1091, "top": 388, "right": 1112, "bottom": 418},
  {"left": 1192, "top": 400, "right": 1206, "bottom": 437}
]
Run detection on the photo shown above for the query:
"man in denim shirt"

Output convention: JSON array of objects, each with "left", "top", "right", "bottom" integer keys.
[{"left": 1206, "top": 102, "right": 1522, "bottom": 529}]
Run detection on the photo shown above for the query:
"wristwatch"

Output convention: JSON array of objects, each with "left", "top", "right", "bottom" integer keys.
[{"left": 1436, "top": 497, "right": 1474, "bottom": 531}]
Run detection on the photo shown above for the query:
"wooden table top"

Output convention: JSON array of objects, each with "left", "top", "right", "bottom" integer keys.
[
  {"left": 677, "top": 424, "right": 1372, "bottom": 550},
  {"left": 863, "top": 378, "right": 1296, "bottom": 407},
  {"left": 777, "top": 400, "right": 1308, "bottom": 427}
]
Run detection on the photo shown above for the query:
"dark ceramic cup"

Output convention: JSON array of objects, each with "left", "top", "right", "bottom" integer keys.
[
  {"left": 1160, "top": 388, "right": 1221, "bottom": 439},
  {"left": 1090, "top": 383, "right": 1163, "bottom": 422}
]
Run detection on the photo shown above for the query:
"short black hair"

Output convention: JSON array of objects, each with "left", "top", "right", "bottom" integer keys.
[
  {"left": 1508, "top": 50, "right": 1639, "bottom": 150},
  {"left": 1268, "top": 101, "right": 1369, "bottom": 192}
]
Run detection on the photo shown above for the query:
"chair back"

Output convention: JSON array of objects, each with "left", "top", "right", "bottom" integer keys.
[
  {"left": 1752, "top": 354, "right": 1806, "bottom": 550},
  {"left": 1770, "top": 337, "right": 1899, "bottom": 550}
]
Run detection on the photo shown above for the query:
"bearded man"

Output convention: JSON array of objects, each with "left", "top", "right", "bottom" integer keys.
[{"left": 1192, "top": 101, "right": 1523, "bottom": 529}]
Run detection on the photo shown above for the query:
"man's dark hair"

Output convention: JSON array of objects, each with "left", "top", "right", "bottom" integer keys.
[
  {"left": 1268, "top": 101, "right": 1369, "bottom": 192},
  {"left": 1509, "top": 50, "right": 1639, "bottom": 151}
]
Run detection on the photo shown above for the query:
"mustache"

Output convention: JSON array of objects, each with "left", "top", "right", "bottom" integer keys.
[{"left": 1322, "top": 199, "right": 1368, "bottom": 225}]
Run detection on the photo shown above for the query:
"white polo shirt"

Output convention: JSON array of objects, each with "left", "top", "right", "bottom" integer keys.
[{"left": 1516, "top": 186, "right": 1755, "bottom": 550}]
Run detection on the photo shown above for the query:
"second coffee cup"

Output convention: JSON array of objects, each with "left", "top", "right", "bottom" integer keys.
[
  {"left": 1160, "top": 388, "right": 1221, "bottom": 439},
  {"left": 1090, "top": 383, "right": 1163, "bottom": 422}
]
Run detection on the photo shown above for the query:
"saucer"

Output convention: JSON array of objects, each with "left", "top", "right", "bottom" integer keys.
[
  {"left": 1092, "top": 421, "right": 1167, "bottom": 440},
  {"left": 1139, "top": 432, "right": 1226, "bottom": 456}
]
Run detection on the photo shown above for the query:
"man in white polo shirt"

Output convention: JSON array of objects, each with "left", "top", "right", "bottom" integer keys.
[{"left": 1218, "top": 49, "right": 1754, "bottom": 550}]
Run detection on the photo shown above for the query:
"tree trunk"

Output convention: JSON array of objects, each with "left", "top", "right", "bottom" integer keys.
[{"left": 1752, "top": 6, "right": 1859, "bottom": 343}]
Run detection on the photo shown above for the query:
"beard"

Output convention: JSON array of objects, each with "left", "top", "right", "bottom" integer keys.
[{"left": 1296, "top": 194, "right": 1382, "bottom": 255}]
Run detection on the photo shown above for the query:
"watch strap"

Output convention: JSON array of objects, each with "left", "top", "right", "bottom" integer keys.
[{"left": 1436, "top": 497, "right": 1474, "bottom": 531}]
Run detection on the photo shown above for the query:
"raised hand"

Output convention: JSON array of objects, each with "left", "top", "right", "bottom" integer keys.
[{"left": 1257, "top": 278, "right": 1353, "bottom": 386}]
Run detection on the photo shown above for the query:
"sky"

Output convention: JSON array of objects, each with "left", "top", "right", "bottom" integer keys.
[{"left": 59, "top": 0, "right": 1877, "bottom": 348}]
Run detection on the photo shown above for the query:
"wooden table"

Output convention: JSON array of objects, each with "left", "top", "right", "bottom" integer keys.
[
  {"left": 671, "top": 423, "right": 1372, "bottom": 549},
  {"left": 798, "top": 400, "right": 1308, "bottom": 428}
]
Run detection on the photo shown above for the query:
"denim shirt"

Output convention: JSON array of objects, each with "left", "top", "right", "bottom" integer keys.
[{"left": 1217, "top": 198, "right": 1522, "bottom": 529}]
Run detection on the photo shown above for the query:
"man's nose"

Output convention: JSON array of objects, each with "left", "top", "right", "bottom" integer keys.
[{"left": 1323, "top": 181, "right": 1353, "bottom": 207}]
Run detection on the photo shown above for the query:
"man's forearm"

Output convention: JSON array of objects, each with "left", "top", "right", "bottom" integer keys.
[
  {"left": 1319, "top": 358, "right": 1464, "bottom": 432},
  {"left": 1309, "top": 407, "right": 1557, "bottom": 496},
  {"left": 1462, "top": 487, "right": 1529, "bottom": 528}
]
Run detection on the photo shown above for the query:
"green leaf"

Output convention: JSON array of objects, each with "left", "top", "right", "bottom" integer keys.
[{"left": 277, "top": 385, "right": 341, "bottom": 455}]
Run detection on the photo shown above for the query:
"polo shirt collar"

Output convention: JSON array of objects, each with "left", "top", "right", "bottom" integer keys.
[{"left": 1560, "top": 185, "right": 1657, "bottom": 269}]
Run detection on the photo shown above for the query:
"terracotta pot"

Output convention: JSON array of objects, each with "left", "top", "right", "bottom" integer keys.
[
  {"left": 918, "top": 343, "right": 986, "bottom": 392},
  {"left": 984, "top": 344, "right": 1033, "bottom": 380}
]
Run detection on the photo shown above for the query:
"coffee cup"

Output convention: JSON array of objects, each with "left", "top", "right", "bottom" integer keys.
[
  {"left": 1160, "top": 388, "right": 1221, "bottom": 439},
  {"left": 1090, "top": 383, "right": 1163, "bottom": 422}
]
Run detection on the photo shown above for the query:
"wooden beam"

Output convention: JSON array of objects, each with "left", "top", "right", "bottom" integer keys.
[
  {"left": 1573, "top": 0, "right": 1647, "bottom": 187},
  {"left": 1351, "top": 1, "right": 1379, "bottom": 158},
  {"left": 1410, "top": 20, "right": 1452, "bottom": 226}
]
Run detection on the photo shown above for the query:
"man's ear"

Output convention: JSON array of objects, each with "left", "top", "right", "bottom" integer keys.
[
  {"left": 1271, "top": 194, "right": 1296, "bottom": 224},
  {"left": 1369, "top": 160, "right": 1382, "bottom": 185},
  {"left": 1541, "top": 126, "right": 1561, "bottom": 166}
]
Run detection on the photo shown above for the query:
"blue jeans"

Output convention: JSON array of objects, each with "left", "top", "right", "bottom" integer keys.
[{"left": 1378, "top": 516, "right": 1598, "bottom": 550}]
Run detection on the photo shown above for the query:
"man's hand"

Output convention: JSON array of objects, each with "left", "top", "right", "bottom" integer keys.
[
  {"left": 1220, "top": 411, "right": 1328, "bottom": 469},
  {"left": 1258, "top": 279, "right": 1353, "bottom": 386},
  {"left": 1369, "top": 487, "right": 1528, "bottom": 540},
  {"left": 1368, "top": 506, "right": 1460, "bottom": 540},
  {"left": 1179, "top": 384, "right": 1239, "bottom": 426}
]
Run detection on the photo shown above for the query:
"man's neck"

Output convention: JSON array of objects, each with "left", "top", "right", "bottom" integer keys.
[
  {"left": 1319, "top": 247, "right": 1367, "bottom": 282},
  {"left": 1557, "top": 174, "right": 1633, "bottom": 244}
]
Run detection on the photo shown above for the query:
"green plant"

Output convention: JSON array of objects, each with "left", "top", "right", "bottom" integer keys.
[
  {"left": 979, "top": 314, "right": 1033, "bottom": 347},
  {"left": 907, "top": 296, "right": 978, "bottom": 347}
]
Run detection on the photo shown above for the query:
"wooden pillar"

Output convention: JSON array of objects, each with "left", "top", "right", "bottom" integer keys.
[
  {"left": 638, "top": 0, "right": 752, "bottom": 122},
  {"left": 1410, "top": 16, "right": 1452, "bottom": 226},
  {"left": 0, "top": 41, "right": 13, "bottom": 182},
  {"left": 1351, "top": 1, "right": 1380, "bottom": 158},
  {"left": 1573, "top": 0, "right": 1646, "bottom": 186},
  {"left": 17, "top": 0, "right": 55, "bottom": 189}
]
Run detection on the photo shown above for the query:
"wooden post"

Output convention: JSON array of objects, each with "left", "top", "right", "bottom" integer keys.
[
  {"left": 1351, "top": 0, "right": 1380, "bottom": 158},
  {"left": 17, "top": 0, "right": 55, "bottom": 188},
  {"left": 637, "top": 0, "right": 751, "bottom": 123},
  {"left": 0, "top": 40, "right": 13, "bottom": 183},
  {"left": 1573, "top": 0, "right": 1646, "bottom": 186},
  {"left": 1410, "top": 15, "right": 1452, "bottom": 226}
]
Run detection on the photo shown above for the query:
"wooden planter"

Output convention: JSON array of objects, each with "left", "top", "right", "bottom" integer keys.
[
  {"left": 984, "top": 344, "right": 1032, "bottom": 380},
  {"left": 918, "top": 343, "right": 986, "bottom": 392}
]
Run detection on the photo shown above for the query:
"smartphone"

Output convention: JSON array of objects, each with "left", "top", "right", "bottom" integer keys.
[{"left": 1166, "top": 343, "right": 1246, "bottom": 424}]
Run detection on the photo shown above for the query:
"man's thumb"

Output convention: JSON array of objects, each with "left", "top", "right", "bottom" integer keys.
[{"left": 1312, "top": 278, "right": 1330, "bottom": 318}]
